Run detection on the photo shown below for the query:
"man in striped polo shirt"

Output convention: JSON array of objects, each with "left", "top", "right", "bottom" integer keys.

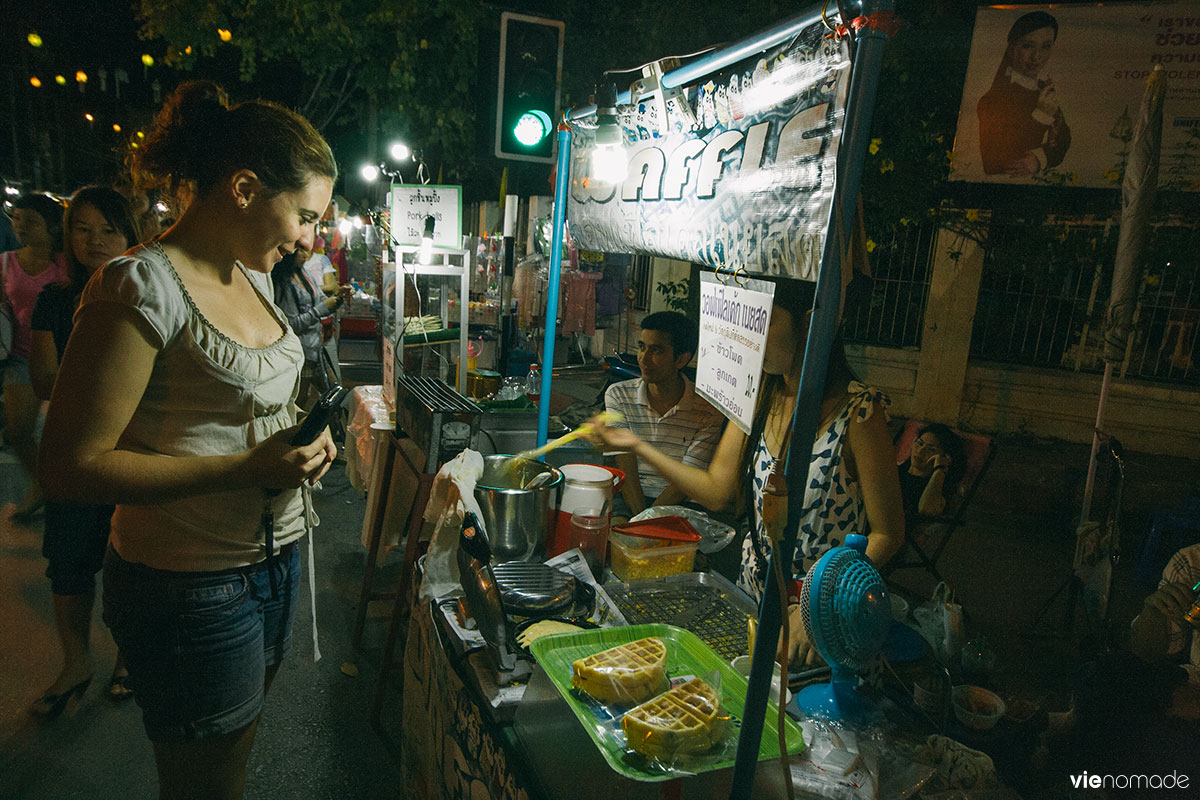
[{"left": 605, "top": 311, "right": 725, "bottom": 521}]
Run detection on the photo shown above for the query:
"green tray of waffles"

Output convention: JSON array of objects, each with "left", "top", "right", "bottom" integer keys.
[{"left": 529, "top": 623, "right": 805, "bottom": 782}]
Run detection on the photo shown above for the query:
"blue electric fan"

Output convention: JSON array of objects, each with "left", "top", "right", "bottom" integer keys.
[{"left": 794, "top": 533, "right": 891, "bottom": 722}]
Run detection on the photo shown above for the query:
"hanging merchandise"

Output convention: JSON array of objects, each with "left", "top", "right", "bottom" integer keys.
[
  {"left": 487, "top": 235, "right": 502, "bottom": 301},
  {"left": 514, "top": 254, "right": 550, "bottom": 331},
  {"left": 559, "top": 270, "right": 603, "bottom": 336},
  {"left": 473, "top": 237, "right": 490, "bottom": 296},
  {"left": 594, "top": 257, "right": 627, "bottom": 318}
]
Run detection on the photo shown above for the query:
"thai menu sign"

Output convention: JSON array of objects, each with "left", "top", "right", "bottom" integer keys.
[
  {"left": 389, "top": 184, "right": 463, "bottom": 250},
  {"left": 695, "top": 272, "right": 775, "bottom": 433},
  {"left": 951, "top": 1, "right": 1200, "bottom": 189},
  {"left": 568, "top": 21, "right": 850, "bottom": 280}
]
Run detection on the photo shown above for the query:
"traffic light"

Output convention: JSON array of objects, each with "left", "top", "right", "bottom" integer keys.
[{"left": 495, "top": 12, "right": 564, "bottom": 163}]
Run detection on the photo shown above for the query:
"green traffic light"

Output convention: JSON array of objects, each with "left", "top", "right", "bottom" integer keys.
[{"left": 513, "top": 110, "right": 552, "bottom": 147}]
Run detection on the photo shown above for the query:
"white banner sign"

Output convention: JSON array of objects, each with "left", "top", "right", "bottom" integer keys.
[
  {"left": 952, "top": 1, "right": 1200, "bottom": 189},
  {"left": 390, "top": 184, "right": 463, "bottom": 249},
  {"left": 567, "top": 22, "right": 850, "bottom": 280},
  {"left": 695, "top": 272, "right": 775, "bottom": 433}
]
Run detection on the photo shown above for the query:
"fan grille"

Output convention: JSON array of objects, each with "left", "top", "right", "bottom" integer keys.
[{"left": 799, "top": 548, "right": 889, "bottom": 672}]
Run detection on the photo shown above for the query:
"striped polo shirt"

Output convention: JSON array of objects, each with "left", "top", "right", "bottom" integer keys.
[{"left": 604, "top": 376, "right": 725, "bottom": 499}]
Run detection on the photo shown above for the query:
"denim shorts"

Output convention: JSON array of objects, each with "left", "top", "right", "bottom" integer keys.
[{"left": 102, "top": 543, "right": 301, "bottom": 742}]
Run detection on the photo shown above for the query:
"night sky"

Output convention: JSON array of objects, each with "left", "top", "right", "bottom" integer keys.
[{"left": 5, "top": 1, "right": 193, "bottom": 190}]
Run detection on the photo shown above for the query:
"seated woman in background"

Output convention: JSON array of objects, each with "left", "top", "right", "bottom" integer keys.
[
  {"left": 896, "top": 423, "right": 966, "bottom": 518},
  {"left": 591, "top": 278, "right": 904, "bottom": 664}
]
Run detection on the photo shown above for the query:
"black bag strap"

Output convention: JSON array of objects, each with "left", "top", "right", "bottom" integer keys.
[{"left": 0, "top": 251, "right": 10, "bottom": 305}]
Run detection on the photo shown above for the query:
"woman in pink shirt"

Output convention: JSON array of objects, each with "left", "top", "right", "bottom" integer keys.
[{"left": 3, "top": 193, "right": 68, "bottom": 520}]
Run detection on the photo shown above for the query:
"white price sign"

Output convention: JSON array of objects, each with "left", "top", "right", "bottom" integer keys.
[
  {"left": 695, "top": 272, "right": 775, "bottom": 434},
  {"left": 389, "top": 184, "right": 463, "bottom": 250}
]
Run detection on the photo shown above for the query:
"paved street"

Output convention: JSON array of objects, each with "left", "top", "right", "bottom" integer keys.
[{"left": 0, "top": 457, "right": 406, "bottom": 799}]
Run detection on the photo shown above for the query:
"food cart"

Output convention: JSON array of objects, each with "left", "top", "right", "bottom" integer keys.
[{"left": 384, "top": 0, "right": 1024, "bottom": 796}]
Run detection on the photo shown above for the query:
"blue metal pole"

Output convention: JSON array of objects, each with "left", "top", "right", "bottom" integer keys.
[
  {"left": 537, "top": 124, "right": 573, "bottom": 452},
  {"left": 567, "top": 0, "right": 863, "bottom": 120},
  {"left": 728, "top": 2, "right": 893, "bottom": 797}
]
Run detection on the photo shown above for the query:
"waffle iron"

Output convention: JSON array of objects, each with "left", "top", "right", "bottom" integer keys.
[
  {"left": 492, "top": 562, "right": 595, "bottom": 619},
  {"left": 457, "top": 513, "right": 594, "bottom": 681}
]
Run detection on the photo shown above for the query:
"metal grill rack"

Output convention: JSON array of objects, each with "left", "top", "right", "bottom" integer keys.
[
  {"left": 602, "top": 572, "right": 756, "bottom": 662},
  {"left": 395, "top": 375, "right": 481, "bottom": 472},
  {"left": 398, "top": 375, "right": 481, "bottom": 414}
]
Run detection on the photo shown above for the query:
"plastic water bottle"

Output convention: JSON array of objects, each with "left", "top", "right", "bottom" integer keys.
[{"left": 525, "top": 364, "right": 541, "bottom": 406}]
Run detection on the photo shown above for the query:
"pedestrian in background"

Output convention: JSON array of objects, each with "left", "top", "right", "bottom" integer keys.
[
  {"left": 29, "top": 186, "right": 141, "bottom": 715},
  {"left": 3, "top": 192, "right": 68, "bottom": 521}
]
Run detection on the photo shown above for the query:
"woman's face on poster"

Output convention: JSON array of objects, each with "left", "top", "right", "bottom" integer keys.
[{"left": 1009, "top": 26, "right": 1056, "bottom": 80}]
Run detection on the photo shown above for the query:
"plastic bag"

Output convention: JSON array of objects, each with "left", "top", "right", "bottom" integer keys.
[
  {"left": 419, "top": 449, "right": 485, "bottom": 601},
  {"left": 913, "top": 735, "right": 999, "bottom": 794},
  {"left": 571, "top": 650, "right": 735, "bottom": 776},
  {"left": 344, "top": 385, "right": 390, "bottom": 492},
  {"left": 911, "top": 582, "right": 965, "bottom": 666},
  {"left": 629, "top": 505, "right": 737, "bottom": 554}
]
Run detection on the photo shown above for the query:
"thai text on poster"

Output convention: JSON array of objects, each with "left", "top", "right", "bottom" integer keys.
[
  {"left": 389, "top": 185, "right": 463, "bottom": 250},
  {"left": 695, "top": 272, "right": 775, "bottom": 433}
]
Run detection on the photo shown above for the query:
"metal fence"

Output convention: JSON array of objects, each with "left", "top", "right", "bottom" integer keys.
[
  {"left": 842, "top": 221, "right": 938, "bottom": 348},
  {"left": 844, "top": 215, "right": 1200, "bottom": 388},
  {"left": 971, "top": 216, "right": 1200, "bottom": 386}
]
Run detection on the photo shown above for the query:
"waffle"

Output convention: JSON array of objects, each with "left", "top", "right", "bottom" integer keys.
[
  {"left": 622, "top": 677, "right": 725, "bottom": 760},
  {"left": 570, "top": 637, "right": 668, "bottom": 704}
]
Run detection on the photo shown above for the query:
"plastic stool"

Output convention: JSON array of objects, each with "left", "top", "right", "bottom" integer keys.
[{"left": 1134, "top": 495, "right": 1200, "bottom": 588}]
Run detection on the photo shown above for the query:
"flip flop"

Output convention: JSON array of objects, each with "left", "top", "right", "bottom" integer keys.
[{"left": 108, "top": 673, "right": 134, "bottom": 701}]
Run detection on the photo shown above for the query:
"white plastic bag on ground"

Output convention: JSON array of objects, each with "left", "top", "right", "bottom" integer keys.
[{"left": 419, "top": 449, "right": 486, "bottom": 601}]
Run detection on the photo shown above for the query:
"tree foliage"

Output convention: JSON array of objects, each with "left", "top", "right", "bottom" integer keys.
[
  {"left": 858, "top": 0, "right": 978, "bottom": 237},
  {"left": 137, "top": 0, "right": 485, "bottom": 183},
  {"left": 135, "top": 0, "right": 990, "bottom": 214}
]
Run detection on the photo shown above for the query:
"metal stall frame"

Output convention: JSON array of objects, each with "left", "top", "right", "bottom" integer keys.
[
  {"left": 543, "top": 1, "right": 895, "bottom": 794},
  {"left": 393, "top": 245, "right": 474, "bottom": 392}
]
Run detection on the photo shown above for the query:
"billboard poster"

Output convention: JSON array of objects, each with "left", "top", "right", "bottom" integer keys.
[
  {"left": 951, "top": 1, "right": 1200, "bottom": 189},
  {"left": 567, "top": 21, "right": 850, "bottom": 281}
]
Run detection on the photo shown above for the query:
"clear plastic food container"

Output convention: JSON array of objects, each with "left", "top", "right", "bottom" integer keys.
[{"left": 608, "top": 519, "right": 701, "bottom": 581}]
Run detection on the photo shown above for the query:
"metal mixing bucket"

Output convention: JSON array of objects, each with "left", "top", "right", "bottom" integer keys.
[{"left": 474, "top": 455, "right": 564, "bottom": 562}]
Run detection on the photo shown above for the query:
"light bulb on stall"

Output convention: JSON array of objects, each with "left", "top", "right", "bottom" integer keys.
[
  {"left": 338, "top": 218, "right": 353, "bottom": 236},
  {"left": 591, "top": 81, "right": 627, "bottom": 184},
  {"left": 419, "top": 215, "right": 436, "bottom": 265},
  {"left": 592, "top": 144, "right": 628, "bottom": 184}
]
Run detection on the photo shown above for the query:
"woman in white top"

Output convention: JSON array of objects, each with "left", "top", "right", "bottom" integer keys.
[
  {"left": 592, "top": 277, "right": 904, "bottom": 664},
  {"left": 39, "top": 81, "right": 337, "bottom": 800}
]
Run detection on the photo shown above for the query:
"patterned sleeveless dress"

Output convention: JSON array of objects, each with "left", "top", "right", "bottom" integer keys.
[{"left": 737, "top": 382, "right": 890, "bottom": 600}]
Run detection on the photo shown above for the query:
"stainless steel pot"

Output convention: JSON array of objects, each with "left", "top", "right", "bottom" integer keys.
[{"left": 474, "top": 455, "right": 563, "bottom": 562}]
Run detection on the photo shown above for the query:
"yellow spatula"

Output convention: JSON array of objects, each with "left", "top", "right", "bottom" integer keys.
[{"left": 514, "top": 410, "right": 624, "bottom": 462}]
